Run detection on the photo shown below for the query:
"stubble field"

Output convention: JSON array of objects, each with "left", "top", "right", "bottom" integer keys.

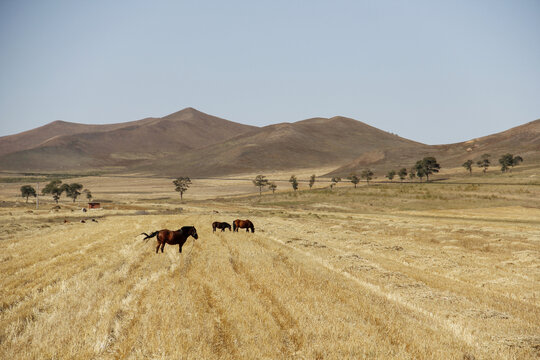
[{"left": 0, "top": 168, "right": 539, "bottom": 359}]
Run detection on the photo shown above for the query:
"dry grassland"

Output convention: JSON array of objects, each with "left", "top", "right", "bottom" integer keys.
[{"left": 0, "top": 170, "right": 539, "bottom": 359}]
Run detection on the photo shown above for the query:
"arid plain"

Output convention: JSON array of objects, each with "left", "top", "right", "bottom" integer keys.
[{"left": 0, "top": 166, "right": 539, "bottom": 359}]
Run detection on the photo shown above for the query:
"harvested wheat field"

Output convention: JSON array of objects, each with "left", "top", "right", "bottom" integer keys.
[{"left": 0, "top": 173, "right": 539, "bottom": 359}]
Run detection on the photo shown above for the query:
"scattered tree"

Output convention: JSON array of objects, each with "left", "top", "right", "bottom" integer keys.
[
  {"left": 398, "top": 168, "right": 408, "bottom": 182},
  {"left": 462, "top": 160, "right": 473, "bottom": 175},
  {"left": 84, "top": 189, "right": 93, "bottom": 201},
  {"left": 252, "top": 175, "right": 269, "bottom": 196},
  {"left": 268, "top": 182, "right": 277, "bottom": 194},
  {"left": 330, "top": 176, "right": 341, "bottom": 189},
  {"left": 173, "top": 177, "right": 192, "bottom": 201},
  {"left": 477, "top": 153, "right": 490, "bottom": 174},
  {"left": 309, "top": 174, "right": 316, "bottom": 189},
  {"left": 347, "top": 174, "right": 360, "bottom": 188},
  {"left": 62, "top": 183, "right": 83, "bottom": 202},
  {"left": 361, "top": 169, "right": 374, "bottom": 185},
  {"left": 414, "top": 162, "right": 426, "bottom": 182},
  {"left": 408, "top": 167, "right": 416, "bottom": 181},
  {"left": 42, "top": 179, "right": 63, "bottom": 203},
  {"left": 20, "top": 185, "right": 36, "bottom": 203},
  {"left": 386, "top": 170, "right": 396, "bottom": 182},
  {"left": 415, "top": 157, "right": 440, "bottom": 181},
  {"left": 499, "top": 153, "right": 523, "bottom": 172},
  {"left": 512, "top": 155, "right": 523, "bottom": 171},
  {"left": 289, "top": 175, "right": 299, "bottom": 191}
]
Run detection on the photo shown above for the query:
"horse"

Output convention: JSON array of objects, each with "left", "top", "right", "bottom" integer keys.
[
  {"left": 233, "top": 219, "right": 255, "bottom": 233},
  {"left": 141, "top": 226, "right": 198, "bottom": 253},
  {"left": 212, "top": 221, "right": 231, "bottom": 232}
]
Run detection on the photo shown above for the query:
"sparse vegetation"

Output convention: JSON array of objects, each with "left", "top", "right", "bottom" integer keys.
[
  {"left": 347, "top": 173, "right": 360, "bottom": 188},
  {"left": 386, "top": 169, "right": 396, "bottom": 182},
  {"left": 462, "top": 159, "right": 473, "bottom": 175},
  {"left": 330, "top": 176, "right": 341, "bottom": 189},
  {"left": 84, "top": 189, "right": 92, "bottom": 201},
  {"left": 41, "top": 179, "right": 63, "bottom": 203},
  {"left": 289, "top": 175, "right": 298, "bottom": 191},
  {"left": 268, "top": 182, "right": 277, "bottom": 194},
  {"left": 398, "top": 168, "right": 407, "bottom": 182},
  {"left": 309, "top": 174, "right": 316, "bottom": 189},
  {"left": 173, "top": 176, "right": 191, "bottom": 200},
  {"left": 499, "top": 153, "right": 523, "bottom": 173},
  {"left": 414, "top": 157, "right": 440, "bottom": 181},
  {"left": 253, "top": 175, "right": 269, "bottom": 196},
  {"left": 20, "top": 184, "right": 36, "bottom": 202},
  {"left": 61, "top": 183, "right": 83, "bottom": 202},
  {"left": 361, "top": 169, "right": 373, "bottom": 184},
  {"left": 477, "top": 153, "right": 491, "bottom": 174}
]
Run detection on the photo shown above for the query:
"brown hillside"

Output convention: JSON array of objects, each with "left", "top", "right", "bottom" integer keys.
[
  {"left": 0, "top": 108, "right": 256, "bottom": 172},
  {"left": 329, "top": 119, "right": 540, "bottom": 176},
  {"left": 142, "top": 116, "right": 429, "bottom": 176},
  {"left": 0, "top": 119, "right": 156, "bottom": 157}
]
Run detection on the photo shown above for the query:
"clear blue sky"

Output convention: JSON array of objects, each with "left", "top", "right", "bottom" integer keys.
[{"left": 1, "top": 0, "right": 539, "bottom": 144}]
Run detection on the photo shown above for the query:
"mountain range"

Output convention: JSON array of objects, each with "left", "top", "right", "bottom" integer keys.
[{"left": 0, "top": 108, "right": 538, "bottom": 177}]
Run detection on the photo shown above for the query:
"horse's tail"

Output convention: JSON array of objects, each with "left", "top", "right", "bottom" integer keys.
[{"left": 141, "top": 231, "right": 159, "bottom": 241}]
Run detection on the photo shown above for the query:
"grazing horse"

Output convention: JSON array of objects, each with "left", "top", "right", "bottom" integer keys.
[
  {"left": 212, "top": 221, "right": 232, "bottom": 232},
  {"left": 233, "top": 219, "right": 255, "bottom": 233},
  {"left": 141, "top": 226, "right": 198, "bottom": 253}
]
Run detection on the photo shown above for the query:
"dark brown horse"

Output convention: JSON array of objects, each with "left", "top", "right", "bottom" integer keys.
[
  {"left": 212, "top": 221, "right": 231, "bottom": 232},
  {"left": 141, "top": 226, "right": 198, "bottom": 253},
  {"left": 233, "top": 219, "right": 255, "bottom": 233}
]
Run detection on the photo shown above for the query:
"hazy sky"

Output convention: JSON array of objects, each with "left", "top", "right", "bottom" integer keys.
[{"left": 1, "top": 0, "right": 539, "bottom": 144}]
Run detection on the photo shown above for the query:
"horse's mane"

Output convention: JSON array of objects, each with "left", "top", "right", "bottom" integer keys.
[{"left": 177, "top": 226, "right": 195, "bottom": 232}]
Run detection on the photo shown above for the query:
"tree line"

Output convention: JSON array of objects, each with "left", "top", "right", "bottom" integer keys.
[
  {"left": 20, "top": 180, "right": 92, "bottom": 203},
  {"left": 462, "top": 153, "right": 523, "bottom": 175}
]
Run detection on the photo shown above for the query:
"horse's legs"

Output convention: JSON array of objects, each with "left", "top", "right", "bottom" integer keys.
[
  {"left": 179, "top": 244, "right": 182, "bottom": 253},
  {"left": 160, "top": 242, "right": 165, "bottom": 253},
  {"left": 156, "top": 241, "right": 160, "bottom": 254}
]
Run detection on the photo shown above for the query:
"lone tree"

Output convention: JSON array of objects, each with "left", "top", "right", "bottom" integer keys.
[
  {"left": 84, "top": 189, "right": 93, "bottom": 201},
  {"left": 330, "top": 176, "right": 341, "bottom": 189},
  {"left": 462, "top": 160, "right": 473, "bottom": 175},
  {"left": 347, "top": 174, "right": 360, "bottom": 188},
  {"left": 20, "top": 185, "right": 36, "bottom": 203},
  {"left": 398, "top": 168, "right": 408, "bottom": 182},
  {"left": 268, "top": 182, "right": 277, "bottom": 194},
  {"left": 173, "top": 177, "right": 192, "bottom": 201},
  {"left": 42, "top": 179, "right": 63, "bottom": 203},
  {"left": 477, "top": 154, "right": 490, "bottom": 174},
  {"left": 361, "top": 169, "right": 374, "bottom": 185},
  {"left": 289, "top": 175, "right": 299, "bottom": 191},
  {"left": 253, "top": 175, "right": 269, "bottom": 196},
  {"left": 415, "top": 157, "right": 440, "bottom": 181},
  {"left": 386, "top": 170, "right": 396, "bottom": 182},
  {"left": 309, "top": 174, "right": 316, "bottom": 189},
  {"left": 62, "top": 183, "right": 84, "bottom": 202}
]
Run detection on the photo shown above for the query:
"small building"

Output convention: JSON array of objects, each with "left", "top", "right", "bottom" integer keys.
[{"left": 88, "top": 202, "right": 101, "bottom": 209}]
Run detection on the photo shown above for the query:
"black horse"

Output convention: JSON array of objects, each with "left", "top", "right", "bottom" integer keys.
[
  {"left": 141, "top": 226, "right": 198, "bottom": 253},
  {"left": 212, "top": 221, "right": 232, "bottom": 232}
]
